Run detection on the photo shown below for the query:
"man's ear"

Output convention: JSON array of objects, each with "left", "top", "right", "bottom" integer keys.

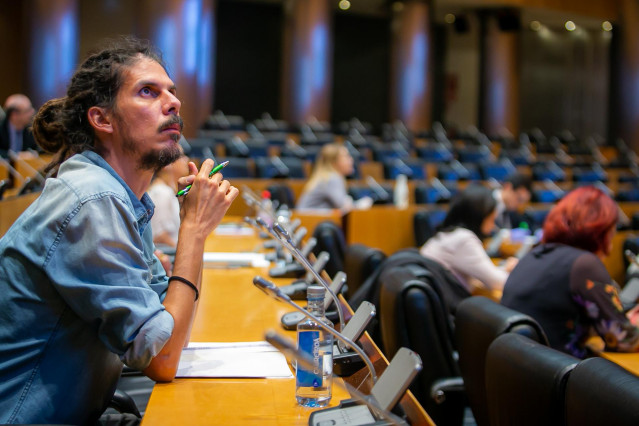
[{"left": 87, "top": 106, "right": 113, "bottom": 135}]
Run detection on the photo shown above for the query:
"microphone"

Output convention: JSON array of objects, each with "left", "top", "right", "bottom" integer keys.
[
  {"left": 391, "top": 158, "right": 413, "bottom": 179},
  {"left": 366, "top": 176, "right": 390, "bottom": 201},
  {"left": 272, "top": 156, "right": 290, "bottom": 178},
  {"left": 429, "top": 177, "right": 452, "bottom": 199},
  {"left": 288, "top": 219, "right": 303, "bottom": 239},
  {"left": 264, "top": 225, "right": 303, "bottom": 249},
  {"left": 268, "top": 237, "right": 317, "bottom": 279},
  {"left": 230, "top": 136, "right": 250, "bottom": 156},
  {"left": 285, "top": 138, "right": 308, "bottom": 158},
  {"left": 253, "top": 275, "right": 377, "bottom": 385},
  {"left": 279, "top": 251, "right": 331, "bottom": 300},
  {"left": 0, "top": 157, "right": 27, "bottom": 184},
  {"left": 450, "top": 160, "right": 469, "bottom": 179},
  {"left": 280, "top": 271, "right": 348, "bottom": 329},
  {"left": 542, "top": 178, "right": 565, "bottom": 200},
  {"left": 26, "top": 149, "right": 49, "bottom": 168},
  {"left": 264, "top": 330, "right": 409, "bottom": 426},
  {"left": 300, "top": 236, "right": 317, "bottom": 259},
  {"left": 244, "top": 216, "right": 292, "bottom": 263},
  {"left": 621, "top": 250, "right": 639, "bottom": 307},
  {"left": 270, "top": 221, "right": 346, "bottom": 334}
]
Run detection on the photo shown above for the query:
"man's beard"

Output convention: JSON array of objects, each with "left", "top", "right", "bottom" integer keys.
[
  {"left": 119, "top": 115, "right": 185, "bottom": 172},
  {"left": 138, "top": 142, "right": 182, "bottom": 172}
]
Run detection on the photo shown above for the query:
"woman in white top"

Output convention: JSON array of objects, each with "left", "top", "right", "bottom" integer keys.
[
  {"left": 296, "top": 143, "right": 372, "bottom": 213},
  {"left": 148, "top": 153, "right": 189, "bottom": 248},
  {"left": 420, "top": 184, "right": 518, "bottom": 292}
]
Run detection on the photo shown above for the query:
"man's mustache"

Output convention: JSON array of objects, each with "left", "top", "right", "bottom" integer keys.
[{"left": 158, "top": 116, "right": 184, "bottom": 133}]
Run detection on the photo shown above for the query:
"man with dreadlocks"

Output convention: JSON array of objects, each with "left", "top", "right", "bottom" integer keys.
[{"left": 0, "top": 38, "right": 238, "bottom": 424}]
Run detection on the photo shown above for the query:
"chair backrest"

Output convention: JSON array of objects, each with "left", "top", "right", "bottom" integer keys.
[
  {"left": 565, "top": 357, "right": 639, "bottom": 426},
  {"left": 343, "top": 243, "right": 386, "bottom": 299},
  {"left": 208, "top": 157, "right": 255, "bottom": 178},
  {"left": 255, "top": 156, "right": 306, "bottom": 178},
  {"left": 454, "top": 296, "right": 549, "bottom": 426},
  {"left": 379, "top": 266, "right": 465, "bottom": 426},
  {"left": 266, "top": 183, "right": 295, "bottom": 209},
  {"left": 311, "top": 221, "right": 346, "bottom": 279},
  {"left": 413, "top": 209, "right": 447, "bottom": 246},
  {"left": 486, "top": 333, "right": 578, "bottom": 426},
  {"left": 414, "top": 181, "right": 458, "bottom": 205}
]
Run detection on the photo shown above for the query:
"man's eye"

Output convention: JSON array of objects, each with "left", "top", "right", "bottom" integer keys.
[{"left": 141, "top": 87, "right": 153, "bottom": 96}]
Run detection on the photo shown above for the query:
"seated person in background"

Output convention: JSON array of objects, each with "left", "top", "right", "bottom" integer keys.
[
  {"left": 148, "top": 149, "right": 189, "bottom": 248},
  {"left": 493, "top": 172, "right": 533, "bottom": 229},
  {"left": 296, "top": 143, "right": 372, "bottom": 213},
  {"left": 420, "top": 184, "right": 518, "bottom": 293},
  {"left": 0, "top": 93, "right": 37, "bottom": 158},
  {"left": 501, "top": 186, "right": 639, "bottom": 358}
]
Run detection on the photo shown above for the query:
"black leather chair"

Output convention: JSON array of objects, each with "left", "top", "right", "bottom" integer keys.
[
  {"left": 485, "top": 333, "right": 578, "bottom": 426},
  {"left": 565, "top": 357, "right": 639, "bottom": 426},
  {"left": 413, "top": 209, "right": 446, "bottom": 246},
  {"left": 311, "top": 221, "right": 346, "bottom": 279},
  {"left": 454, "top": 296, "right": 549, "bottom": 426},
  {"left": 379, "top": 265, "right": 466, "bottom": 426},
  {"left": 266, "top": 183, "right": 295, "bottom": 209},
  {"left": 343, "top": 243, "right": 386, "bottom": 300}
]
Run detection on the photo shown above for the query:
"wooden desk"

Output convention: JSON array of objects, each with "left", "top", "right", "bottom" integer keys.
[
  {"left": 142, "top": 226, "right": 433, "bottom": 425},
  {"left": 600, "top": 352, "right": 639, "bottom": 377}
]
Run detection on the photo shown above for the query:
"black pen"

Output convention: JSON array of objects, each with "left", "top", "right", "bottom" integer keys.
[{"left": 175, "top": 161, "right": 230, "bottom": 197}]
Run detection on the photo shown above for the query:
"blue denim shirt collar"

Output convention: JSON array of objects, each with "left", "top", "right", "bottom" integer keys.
[{"left": 81, "top": 150, "right": 155, "bottom": 233}]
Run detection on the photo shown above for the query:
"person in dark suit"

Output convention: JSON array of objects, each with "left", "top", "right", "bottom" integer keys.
[
  {"left": 493, "top": 172, "right": 533, "bottom": 230},
  {"left": 0, "top": 94, "right": 37, "bottom": 158}
]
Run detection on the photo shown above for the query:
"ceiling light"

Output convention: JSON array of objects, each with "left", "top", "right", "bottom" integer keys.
[
  {"left": 444, "top": 13, "right": 456, "bottom": 24},
  {"left": 602, "top": 21, "right": 613, "bottom": 31},
  {"left": 530, "top": 21, "right": 541, "bottom": 31},
  {"left": 338, "top": 0, "right": 350, "bottom": 11},
  {"left": 565, "top": 21, "right": 576, "bottom": 31}
]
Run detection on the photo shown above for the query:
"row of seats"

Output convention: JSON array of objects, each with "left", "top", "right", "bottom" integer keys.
[
  {"left": 203, "top": 111, "right": 632, "bottom": 168},
  {"left": 189, "top": 133, "right": 633, "bottom": 180},
  {"left": 299, "top": 220, "right": 639, "bottom": 426}
]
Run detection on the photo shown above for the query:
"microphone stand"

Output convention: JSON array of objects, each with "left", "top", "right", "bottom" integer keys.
[
  {"left": 8, "top": 150, "right": 45, "bottom": 184},
  {"left": 0, "top": 157, "right": 27, "bottom": 185},
  {"left": 366, "top": 176, "right": 390, "bottom": 202},
  {"left": 264, "top": 219, "right": 346, "bottom": 335},
  {"left": 254, "top": 276, "right": 377, "bottom": 385},
  {"left": 244, "top": 216, "right": 292, "bottom": 263},
  {"left": 264, "top": 330, "right": 406, "bottom": 426}
]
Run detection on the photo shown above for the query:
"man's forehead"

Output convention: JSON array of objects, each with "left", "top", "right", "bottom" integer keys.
[{"left": 122, "top": 58, "right": 175, "bottom": 88}]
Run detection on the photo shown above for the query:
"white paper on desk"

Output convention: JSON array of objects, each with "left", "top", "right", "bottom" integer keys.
[
  {"left": 214, "top": 224, "right": 255, "bottom": 236},
  {"left": 202, "top": 252, "right": 270, "bottom": 268},
  {"left": 176, "top": 341, "right": 294, "bottom": 378}
]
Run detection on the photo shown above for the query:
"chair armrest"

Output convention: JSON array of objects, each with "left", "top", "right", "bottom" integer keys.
[
  {"left": 110, "top": 389, "right": 142, "bottom": 418},
  {"left": 430, "top": 376, "right": 465, "bottom": 404}
]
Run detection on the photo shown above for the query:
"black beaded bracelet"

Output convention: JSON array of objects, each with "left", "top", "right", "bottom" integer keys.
[{"left": 168, "top": 276, "right": 199, "bottom": 302}]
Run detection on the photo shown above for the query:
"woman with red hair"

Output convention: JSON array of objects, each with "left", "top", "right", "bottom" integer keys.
[{"left": 502, "top": 186, "right": 639, "bottom": 358}]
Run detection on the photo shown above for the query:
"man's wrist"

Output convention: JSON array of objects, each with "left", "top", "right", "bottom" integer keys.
[{"left": 178, "top": 224, "right": 207, "bottom": 246}]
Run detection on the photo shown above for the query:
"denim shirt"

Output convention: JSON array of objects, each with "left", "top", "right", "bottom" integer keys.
[{"left": 0, "top": 151, "right": 174, "bottom": 424}]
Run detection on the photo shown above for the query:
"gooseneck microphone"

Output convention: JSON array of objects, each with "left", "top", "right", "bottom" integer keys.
[
  {"left": 270, "top": 221, "right": 346, "bottom": 334},
  {"left": 254, "top": 217, "right": 346, "bottom": 333},
  {"left": 366, "top": 176, "right": 390, "bottom": 201},
  {"left": 253, "top": 276, "right": 377, "bottom": 386},
  {"left": 621, "top": 250, "right": 639, "bottom": 307},
  {"left": 264, "top": 330, "right": 407, "bottom": 426}
]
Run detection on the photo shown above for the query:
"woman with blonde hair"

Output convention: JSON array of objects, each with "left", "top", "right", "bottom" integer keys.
[{"left": 296, "top": 143, "right": 372, "bottom": 213}]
